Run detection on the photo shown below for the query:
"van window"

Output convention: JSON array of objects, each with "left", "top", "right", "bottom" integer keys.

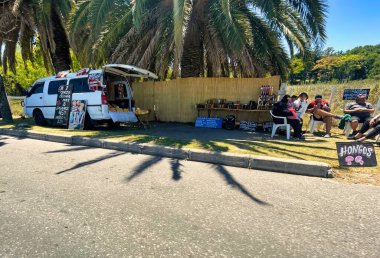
[
  {"left": 27, "top": 82, "right": 44, "bottom": 97},
  {"left": 48, "top": 80, "right": 67, "bottom": 95},
  {"left": 70, "top": 78, "right": 94, "bottom": 93}
]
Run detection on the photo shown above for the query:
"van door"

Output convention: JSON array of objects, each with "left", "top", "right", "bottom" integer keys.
[
  {"left": 69, "top": 77, "right": 103, "bottom": 120},
  {"left": 44, "top": 79, "right": 67, "bottom": 119},
  {"left": 25, "top": 82, "right": 45, "bottom": 118}
]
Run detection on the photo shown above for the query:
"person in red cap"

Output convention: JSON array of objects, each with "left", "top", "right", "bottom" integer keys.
[{"left": 306, "top": 94, "right": 343, "bottom": 138}]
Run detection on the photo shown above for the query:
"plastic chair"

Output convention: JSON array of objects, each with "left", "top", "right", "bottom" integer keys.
[
  {"left": 270, "top": 110, "right": 291, "bottom": 140},
  {"left": 343, "top": 121, "right": 363, "bottom": 137},
  {"left": 309, "top": 115, "right": 325, "bottom": 134}
]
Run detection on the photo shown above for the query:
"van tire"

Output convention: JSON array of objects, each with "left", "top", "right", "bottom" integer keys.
[
  {"left": 84, "top": 112, "right": 95, "bottom": 130},
  {"left": 34, "top": 109, "right": 47, "bottom": 126}
]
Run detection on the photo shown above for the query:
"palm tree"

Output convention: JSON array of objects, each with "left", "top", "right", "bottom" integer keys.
[
  {"left": 69, "top": 0, "right": 328, "bottom": 79},
  {"left": 0, "top": 0, "right": 74, "bottom": 74}
]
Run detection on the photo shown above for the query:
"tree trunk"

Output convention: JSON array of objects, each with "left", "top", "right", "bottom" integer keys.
[
  {"left": 50, "top": 7, "right": 72, "bottom": 73},
  {"left": 180, "top": 0, "right": 207, "bottom": 78},
  {"left": 0, "top": 75, "right": 13, "bottom": 123}
]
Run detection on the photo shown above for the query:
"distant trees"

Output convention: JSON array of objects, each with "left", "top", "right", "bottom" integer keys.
[{"left": 289, "top": 44, "right": 380, "bottom": 84}]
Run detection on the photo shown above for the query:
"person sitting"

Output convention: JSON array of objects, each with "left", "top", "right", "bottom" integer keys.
[
  {"left": 272, "top": 95, "right": 304, "bottom": 139},
  {"left": 306, "top": 94, "right": 343, "bottom": 138},
  {"left": 293, "top": 92, "right": 309, "bottom": 119},
  {"left": 344, "top": 94, "right": 374, "bottom": 137},
  {"left": 349, "top": 112, "right": 380, "bottom": 142}
]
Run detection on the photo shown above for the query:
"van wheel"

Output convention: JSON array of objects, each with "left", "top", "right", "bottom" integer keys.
[
  {"left": 84, "top": 112, "right": 95, "bottom": 130},
  {"left": 34, "top": 109, "right": 46, "bottom": 126}
]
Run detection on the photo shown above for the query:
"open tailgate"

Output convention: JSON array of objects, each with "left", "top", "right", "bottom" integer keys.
[{"left": 103, "top": 64, "right": 158, "bottom": 79}]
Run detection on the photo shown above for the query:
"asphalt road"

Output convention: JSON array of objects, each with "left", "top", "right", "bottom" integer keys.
[{"left": 0, "top": 135, "right": 379, "bottom": 257}]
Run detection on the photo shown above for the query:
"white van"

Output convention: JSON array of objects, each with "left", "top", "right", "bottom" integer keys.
[{"left": 24, "top": 64, "right": 158, "bottom": 128}]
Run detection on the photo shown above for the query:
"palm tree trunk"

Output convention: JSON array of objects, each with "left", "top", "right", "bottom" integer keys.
[
  {"left": 180, "top": 0, "right": 207, "bottom": 78},
  {"left": 0, "top": 75, "right": 13, "bottom": 123},
  {"left": 50, "top": 7, "right": 72, "bottom": 73}
]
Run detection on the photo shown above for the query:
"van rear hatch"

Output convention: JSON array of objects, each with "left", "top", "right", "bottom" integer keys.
[
  {"left": 103, "top": 64, "right": 158, "bottom": 79},
  {"left": 102, "top": 64, "right": 158, "bottom": 123}
]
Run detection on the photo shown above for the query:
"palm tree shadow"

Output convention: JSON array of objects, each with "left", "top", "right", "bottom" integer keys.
[
  {"left": 46, "top": 146, "right": 91, "bottom": 154},
  {"left": 0, "top": 137, "right": 6, "bottom": 147},
  {"left": 171, "top": 159, "right": 182, "bottom": 181},
  {"left": 126, "top": 156, "right": 163, "bottom": 182},
  {"left": 56, "top": 151, "right": 125, "bottom": 174},
  {"left": 212, "top": 164, "right": 270, "bottom": 206},
  {"left": 126, "top": 157, "right": 184, "bottom": 182}
]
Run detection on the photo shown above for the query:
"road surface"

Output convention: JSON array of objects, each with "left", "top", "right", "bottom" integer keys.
[{"left": 0, "top": 135, "right": 379, "bottom": 257}]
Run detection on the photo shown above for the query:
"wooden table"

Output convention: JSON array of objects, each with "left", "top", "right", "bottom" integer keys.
[{"left": 197, "top": 108, "right": 271, "bottom": 123}]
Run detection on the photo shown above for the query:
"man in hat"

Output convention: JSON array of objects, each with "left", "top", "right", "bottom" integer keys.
[
  {"left": 344, "top": 93, "right": 374, "bottom": 138},
  {"left": 306, "top": 94, "right": 343, "bottom": 138}
]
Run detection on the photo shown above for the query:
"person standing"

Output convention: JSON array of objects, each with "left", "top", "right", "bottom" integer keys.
[{"left": 344, "top": 94, "right": 374, "bottom": 137}]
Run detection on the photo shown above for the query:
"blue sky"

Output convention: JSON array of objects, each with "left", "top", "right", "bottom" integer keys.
[{"left": 325, "top": 0, "right": 380, "bottom": 51}]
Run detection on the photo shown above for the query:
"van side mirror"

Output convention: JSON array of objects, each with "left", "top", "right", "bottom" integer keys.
[{"left": 23, "top": 90, "right": 28, "bottom": 96}]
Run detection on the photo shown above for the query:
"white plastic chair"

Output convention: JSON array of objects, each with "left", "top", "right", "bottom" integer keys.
[
  {"left": 343, "top": 121, "right": 363, "bottom": 137},
  {"left": 270, "top": 110, "right": 291, "bottom": 140},
  {"left": 309, "top": 115, "right": 325, "bottom": 134}
]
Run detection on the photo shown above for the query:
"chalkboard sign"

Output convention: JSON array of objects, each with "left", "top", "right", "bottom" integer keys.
[
  {"left": 336, "top": 142, "right": 377, "bottom": 167},
  {"left": 343, "top": 89, "right": 370, "bottom": 100},
  {"left": 195, "top": 117, "right": 223, "bottom": 128},
  {"left": 54, "top": 84, "right": 73, "bottom": 127}
]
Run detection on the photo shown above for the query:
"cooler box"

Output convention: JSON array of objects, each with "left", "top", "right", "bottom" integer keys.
[{"left": 195, "top": 117, "right": 223, "bottom": 129}]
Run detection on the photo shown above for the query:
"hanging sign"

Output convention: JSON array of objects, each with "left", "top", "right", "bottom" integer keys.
[{"left": 343, "top": 89, "right": 370, "bottom": 100}]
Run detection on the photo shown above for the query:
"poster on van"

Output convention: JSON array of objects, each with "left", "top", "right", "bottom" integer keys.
[{"left": 68, "top": 100, "right": 87, "bottom": 130}]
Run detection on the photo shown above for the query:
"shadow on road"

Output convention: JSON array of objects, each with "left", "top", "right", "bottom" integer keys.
[
  {"left": 212, "top": 164, "right": 270, "bottom": 206},
  {"left": 126, "top": 156, "right": 163, "bottom": 182},
  {"left": 171, "top": 159, "right": 182, "bottom": 181},
  {"left": 0, "top": 136, "right": 7, "bottom": 147},
  {"left": 126, "top": 156, "right": 184, "bottom": 182},
  {"left": 56, "top": 151, "right": 125, "bottom": 174},
  {"left": 45, "top": 146, "right": 92, "bottom": 154},
  {"left": 48, "top": 144, "right": 268, "bottom": 205}
]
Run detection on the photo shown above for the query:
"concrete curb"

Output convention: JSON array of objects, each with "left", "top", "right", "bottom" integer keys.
[{"left": 0, "top": 128, "right": 333, "bottom": 178}]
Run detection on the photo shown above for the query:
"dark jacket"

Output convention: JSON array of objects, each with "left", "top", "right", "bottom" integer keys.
[{"left": 272, "top": 101, "right": 292, "bottom": 117}]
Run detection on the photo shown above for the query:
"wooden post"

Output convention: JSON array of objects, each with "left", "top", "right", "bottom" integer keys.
[
  {"left": 329, "top": 86, "right": 336, "bottom": 109},
  {"left": 0, "top": 75, "right": 13, "bottom": 123},
  {"left": 374, "top": 96, "right": 380, "bottom": 114},
  {"left": 278, "top": 82, "right": 287, "bottom": 101}
]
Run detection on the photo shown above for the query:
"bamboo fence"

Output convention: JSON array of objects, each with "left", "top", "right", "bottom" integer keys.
[{"left": 133, "top": 76, "right": 281, "bottom": 123}]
